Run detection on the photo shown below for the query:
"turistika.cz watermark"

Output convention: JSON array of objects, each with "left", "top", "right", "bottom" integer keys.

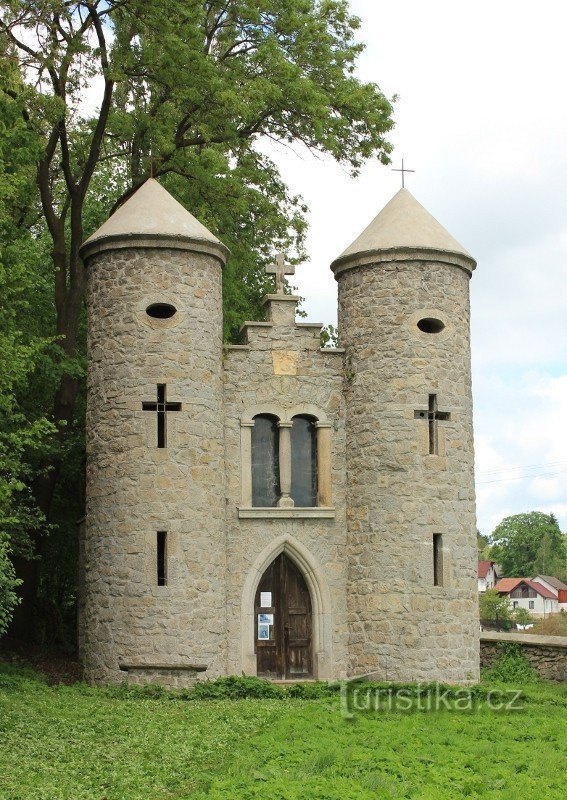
[{"left": 339, "top": 681, "right": 523, "bottom": 718}]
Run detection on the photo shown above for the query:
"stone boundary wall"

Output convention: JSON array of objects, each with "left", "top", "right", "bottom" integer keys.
[
  {"left": 119, "top": 663, "right": 207, "bottom": 689},
  {"left": 480, "top": 632, "right": 567, "bottom": 682}
]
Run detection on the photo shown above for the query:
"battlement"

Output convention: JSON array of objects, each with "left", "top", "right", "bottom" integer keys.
[{"left": 227, "top": 296, "right": 344, "bottom": 380}]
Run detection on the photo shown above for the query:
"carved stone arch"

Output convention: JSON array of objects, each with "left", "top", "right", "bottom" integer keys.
[
  {"left": 288, "top": 403, "right": 329, "bottom": 424},
  {"left": 240, "top": 402, "right": 329, "bottom": 426},
  {"left": 241, "top": 535, "right": 333, "bottom": 679},
  {"left": 240, "top": 403, "right": 334, "bottom": 510},
  {"left": 241, "top": 403, "right": 285, "bottom": 426}
]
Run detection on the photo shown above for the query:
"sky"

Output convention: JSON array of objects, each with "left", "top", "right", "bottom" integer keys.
[{"left": 264, "top": 0, "right": 567, "bottom": 536}]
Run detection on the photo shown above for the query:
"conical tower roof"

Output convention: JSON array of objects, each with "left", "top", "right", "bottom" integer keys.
[
  {"left": 331, "top": 188, "right": 475, "bottom": 274},
  {"left": 80, "top": 178, "right": 229, "bottom": 263}
]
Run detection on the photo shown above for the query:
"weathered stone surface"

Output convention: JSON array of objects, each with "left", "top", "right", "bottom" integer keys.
[
  {"left": 81, "top": 184, "right": 480, "bottom": 687},
  {"left": 336, "top": 254, "right": 480, "bottom": 683},
  {"left": 82, "top": 245, "right": 226, "bottom": 684},
  {"left": 224, "top": 295, "right": 348, "bottom": 680},
  {"left": 480, "top": 632, "right": 567, "bottom": 682}
]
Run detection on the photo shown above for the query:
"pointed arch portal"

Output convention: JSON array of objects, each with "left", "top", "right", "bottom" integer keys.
[
  {"left": 241, "top": 535, "right": 334, "bottom": 680},
  {"left": 255, "top": 553, "right": 312, "bottom": 679}
]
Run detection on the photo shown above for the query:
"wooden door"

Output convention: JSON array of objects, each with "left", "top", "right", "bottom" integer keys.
[{"left": 255, "top": 553, "right": 312, "bottom": 679}]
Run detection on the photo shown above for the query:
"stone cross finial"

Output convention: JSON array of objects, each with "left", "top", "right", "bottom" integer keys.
[{"left": 266, "top": 253, "right": 295, "bottom": 294}]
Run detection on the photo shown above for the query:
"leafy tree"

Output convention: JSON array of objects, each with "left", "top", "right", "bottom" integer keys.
[
  {"left": 477, "top": 531, "right": 491, "bottom": 560},
  {"left": 0, "top": 537, "right": 21, "bottom": 635},
  {"left": 0, "top": 0, "right": 394, "bottom": 524},
  {"left": 533, "top": 528, "right": 567, "bottom": 583},
  {"left": 320, "top": 323, "right": 339, "bottom": 348},
  {"left": 479, "top": 589, "right": 511, "bottom": 625},
  {"left": 0, "top": 63, "right": 57, "bottom": 632},
  {"left": 513, "top": 607, "right": 533, "bottom": 627},
  {"left": 0, "top": 1, "right": 394, "bottom": 636},
  {"left": 489, "top": 512, "right": 566, "bottom": 579}
]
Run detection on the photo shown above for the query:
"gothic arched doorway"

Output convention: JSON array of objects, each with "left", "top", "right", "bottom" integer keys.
[{"left": 254, "top": 553, "right": 313, "bottom": 679}]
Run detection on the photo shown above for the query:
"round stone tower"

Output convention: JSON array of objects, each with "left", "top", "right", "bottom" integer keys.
[
  {"left": 80, "top": 179, "right": 229, "bottom": 685},
  {"left": 332, "top": 188, "right": 479, "bottom": 683}
]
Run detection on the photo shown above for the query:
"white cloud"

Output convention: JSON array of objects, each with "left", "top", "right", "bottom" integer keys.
[
  {"left": 265, "top": 1, "right": 567, "bottom": 536},
  {"left": 474, "top": 372, "right": 567, "bottom": 533}
]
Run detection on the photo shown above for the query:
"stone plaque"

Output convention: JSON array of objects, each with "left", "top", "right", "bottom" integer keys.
[{"left": 272, "top": 351, "right": 298, "bottom": 375}]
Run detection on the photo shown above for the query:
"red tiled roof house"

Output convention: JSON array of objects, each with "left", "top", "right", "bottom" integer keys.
[
  {"left": 477, "top": 560, "right": 499, "bottom": 593},
  {"left": 533, "top": 575, "right": 567, "bottom": 611},
  {"left": 494, "top": 578, "right": 558, "bottom": 617}
]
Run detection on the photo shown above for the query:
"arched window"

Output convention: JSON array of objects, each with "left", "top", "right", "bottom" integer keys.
[
  {"left": 291, "top": 415, "right": 318, "bottom": 507},
  {"left": 241, "top": 410, "right": 333, "bottom": 515},
  {"left": 251, "top": 414, "right": 280, "bottom": 507}
]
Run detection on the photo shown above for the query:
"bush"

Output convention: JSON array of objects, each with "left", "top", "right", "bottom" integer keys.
[
  {"left": 185, "top": 676, "right": 342, "bottom": 701},
  {"left": 186, "top": 675, "right": 285, "bottom": 700},
  {"left": 529, "top": 613, "right": 567, "bottom": 637},
  {"left": 482, "top": 642, "right": 539, "bottom": 684},
  {"left": 0, "top": 537, "right": 22, "bottom": 636},
  {"left": 513, "top": 607, "right": 534, "bottom": 627},
  {"left": 479, "top": 589, "right": 511, "bottom": 627}
]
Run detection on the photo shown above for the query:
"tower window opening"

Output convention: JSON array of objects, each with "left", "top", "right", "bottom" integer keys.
[
  {"left": 251, "top": 415, "right": 280, "bottom": 507},
  {"left": 291, "top": 415, "right": 318, "bottom": 507},
  {"left": 142, "top": 384, "right": 182, "bottom": 448},
  {"left": 413, "top": 394, "right": 450, "bottom": 456},
  {"left": 157, "top": 531, "right": 168, "bottom": 586},
  {"left": 146, "top": 303, "right": 177, "bottom": 319},
  {"left": 417, "top": 317, "right": 445, "bottom": 334},
  {"left": 433, "top": 533, "right": 443, "bottom": 587}
]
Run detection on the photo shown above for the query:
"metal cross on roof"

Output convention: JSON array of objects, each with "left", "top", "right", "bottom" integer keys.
[
  {"left": 266, "top": 253, "right": 295, "bottom": 294},
  {"left": 392, "top": 158, "right": 415, "bottom": 188}
]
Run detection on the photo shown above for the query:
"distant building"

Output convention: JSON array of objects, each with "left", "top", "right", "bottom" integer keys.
[
  {"left": 477, "top": 560, "right": 499, "bottom": 593},
  {"left": 494, "top": 578, "right": 558, "bottom": 617},
  {"left": 533, "top": 575, "right": 567, "bottom": 612}
]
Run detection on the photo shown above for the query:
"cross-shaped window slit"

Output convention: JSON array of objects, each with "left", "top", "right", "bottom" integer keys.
[
  {"left": 414, "top": 394, "right": 450, "bottom": 455},
  {"left": 142, "top": 384, "right": 182, "bottom": 448}
]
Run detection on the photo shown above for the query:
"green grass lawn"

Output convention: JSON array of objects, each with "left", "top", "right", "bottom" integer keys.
[{"left": 0, "top": 666, "right": 566, "bottom": 800}]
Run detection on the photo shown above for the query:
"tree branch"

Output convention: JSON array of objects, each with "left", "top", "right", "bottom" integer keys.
[
  {"left": 77, "top": 3, "right": 114, "bottom": 197},
  {"left": 0, "top": 21, "right": 42, "bottom": 61}
]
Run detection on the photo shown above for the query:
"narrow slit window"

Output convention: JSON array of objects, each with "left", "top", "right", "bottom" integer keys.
[
  {"left": 157, "top": 531, "right": 167, "bottom": 586},
  {"left": 251, "top": 414, "right": 280, "bottom": 507},
  {"left": 433, "top": 533, "right": 443, "bottom": 587},
  {"left": 157, "top": 384, "right": 166, "bottom": 448},
  {"left": 290, "top": 415, "right": 318, "bottom": 507},
  {"left": 428, "top": 394, "right": 437, "bottom": 455}
]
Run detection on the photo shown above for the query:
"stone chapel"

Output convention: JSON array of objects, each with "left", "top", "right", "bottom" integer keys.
[{"left": 78, "top": 179, "right": 480, "bottom": 686}]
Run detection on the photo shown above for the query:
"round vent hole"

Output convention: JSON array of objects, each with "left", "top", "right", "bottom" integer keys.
[
  {"left": 417, "top": 317, "right": 445, "bottom": 334},
  {"left": 146, "top": 303, "right": 177, "bottom": 319}
]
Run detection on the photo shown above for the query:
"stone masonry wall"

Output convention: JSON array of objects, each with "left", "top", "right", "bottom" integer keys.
[
  {"left": 83, "top": 240, "right": 481, "bottom": 686},
  {"left": 84, "top": 245, "right": 226, "bottom": 684},
  {"left": 337, "top": 254, "right": 480, "bottom": 682},
  {"left": 223, "top": 297, "right": 348, "bottom": 679},
  {"left": 480, "top": 632, "right": 567, "bottom": 682}
]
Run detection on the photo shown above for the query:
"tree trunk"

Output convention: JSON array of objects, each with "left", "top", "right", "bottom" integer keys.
[
  {"left": 35, "top": 373, "right": 82, "bottom": 516},
  {"left": 14, "top": 240, "right": 86, "bottom": 640},
  {"left": 7, "top": 557, "right": 40, "bottom": 641}
]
